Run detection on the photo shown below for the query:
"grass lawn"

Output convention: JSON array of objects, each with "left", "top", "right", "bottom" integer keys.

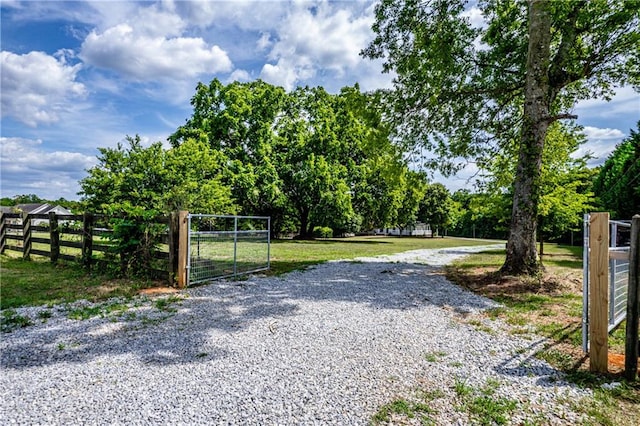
[
  {"left": 445, "top": 243, "right": 640, "bottom": 426},
  {"left": 269, "top": 235, "right": 494, "bottom": 275},
  {"left": 0, "top": 255, "right": 158, "bottom": 310}
]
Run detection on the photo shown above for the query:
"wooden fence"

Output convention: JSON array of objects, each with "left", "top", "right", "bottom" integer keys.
[
  {"left": 0, "top": 211, "right": 189, "bottom": 287},
  {"left": 587, "top": 212, "right": 639, "bottom": 380}
]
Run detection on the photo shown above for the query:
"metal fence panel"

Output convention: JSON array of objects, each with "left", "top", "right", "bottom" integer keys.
[
  {"left": 187, "top": 214, "right": 270, "bottom": 285},
  {"left": 609, "top": 254, "right": 630, "bottom": 331}
]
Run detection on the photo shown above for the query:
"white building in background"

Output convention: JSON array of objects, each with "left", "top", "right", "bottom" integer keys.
[{"left": 374, "top": 222, "right": 432, "bottom": 237}]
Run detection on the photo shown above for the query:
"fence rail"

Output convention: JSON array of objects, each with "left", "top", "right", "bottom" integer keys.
[
  {"left": 1, "top": 211, "right": 176, "bottom": 284},
  {"left": 1, "top": 210, "right": 272, "bottom": 288}
]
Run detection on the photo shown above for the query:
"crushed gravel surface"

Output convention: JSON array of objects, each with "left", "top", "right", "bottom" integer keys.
[{"left": 1, "top": 245, "right": 592, "bottom": 424}]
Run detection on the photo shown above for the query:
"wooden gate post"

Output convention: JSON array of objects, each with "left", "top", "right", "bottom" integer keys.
[
  {"left": 49, "top": 212, "right": 60, "bottom": 264},
  {"left": 82, "top": 212, "right": 94, "bottom": 268},
  {"left": 0, "top": 213, "right": 6, "bottom": 254},
  {"left": 590, "top": 212, "right": 610, "bottom": 373},
  {"left": 177, "top": 210, "right": 189, "bottom": 288},
  {"left": 625, "top": 214, "right": 640, "bottom": 381}
]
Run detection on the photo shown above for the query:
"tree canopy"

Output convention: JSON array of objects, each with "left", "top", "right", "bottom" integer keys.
[
  {"left": 79, "top": 135, "right": 235, "bottom": 215},
  {"left": 364, "top": 0, "right": 639, "bottom": 274},
  {"left": 171, "top": 79, "right": 418, "bottom": 238}
]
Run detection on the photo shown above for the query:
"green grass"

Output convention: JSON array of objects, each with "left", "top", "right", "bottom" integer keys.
[
  {"left": 372, "top": 398, "right": 437, "bottom": 425},
  {"left": 1, "top": 309, "right": 33, "bottom": 332},
  {"left": 0, "top": 255, "right": 152, "bottom": 309},
  {"left": 66, "top": 300, "right": 132, "bottom": 320},
  {"left": 269, "top": 236, "right": 493, "bottom": 275},
  {"left": 1, "top": 236, "right": 493, "bottom": 310},
  {"left": 450, "top": 243, "right": 583, "bottom": 271},
  {"left": 454, "top": 378, "right": 518, "bottom": 426},
  {"left": 424, "top": 350, "right": 447, "bottom": 362}
]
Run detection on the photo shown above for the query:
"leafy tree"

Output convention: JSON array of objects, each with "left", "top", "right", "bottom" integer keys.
[
  {"left": 483, "top": 122, "right": 595, "bottom": 256},
  {"left": 418, "top": 183, "right": 455, "bottom": 234},
  {"left": 171, "top": 79, "right": 288, "bottom": 232},
  {"left": 171, "top": 79, "right": 414, "bottom": 238},
  {"left": 5, "top": 194, "right": 44, "bottom": 205},
  {"left": 364, "top": 0, "right": 639, "bottom": 274},
  {"left": 449, "top": 190, "right": 509, "bottom": 239},
  {"left": 395, "top": 171, "right": 428, "bottom": 232},
  {"left": 593, "top": 122, "right": 640, "bottom": 219},
  {"left": 80, "top": 135, "right": 235, "bottom": 215},
  {"left": 79, "top": 136, "right": 236, "bottom": 276}
]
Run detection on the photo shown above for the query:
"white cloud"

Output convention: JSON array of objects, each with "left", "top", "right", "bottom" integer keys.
[
  {"left": 1, "top": 50, "right": 86, "bottom": 127},
  {"left": 173, "top": 0, "right": 289, "bottom": 31},
  {"left": 260, "top": 1, "right": 376, "bottom": 90},
  {"left": 227, "top": 69, "right": 252, "bottom": 83},
  {"left": 462, "top": 6, "right": 486, "bottom": 29},
  {"left": 574, "top": 126, "right": 628, "bottom": 165},
  {"left": 80, "top": 24, "right": 232, "bottom": 81},
  {"left": 256, "top": 32, "right": 272, "bottom": 51},
  {"left": 261, "top": 58, "right": 315, "bottom": 90},
  {"left": 582, "top": 126, "right": 625, "bottom": 141},
  {"left": 574, "top": 86, "right": 640, "bottom": 118},
  {"left": 0, "top": 137, "right": 97, "bottom": 200}
]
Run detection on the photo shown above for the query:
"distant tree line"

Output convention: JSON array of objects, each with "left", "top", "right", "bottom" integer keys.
[{"left": 0, "top": 194, "right": 82, "bottom": 212}]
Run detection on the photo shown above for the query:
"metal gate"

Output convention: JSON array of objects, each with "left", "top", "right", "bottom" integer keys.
[
  {"left": 187, "top": 214, "right": 270, "bottom": 285},
  {"left": 582, "top": 215, "right": 631, "bottom": 351}
]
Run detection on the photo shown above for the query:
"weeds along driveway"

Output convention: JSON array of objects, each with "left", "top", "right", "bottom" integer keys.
[{"left": 1, "top": 246, "right": 590, "bottom": 425}]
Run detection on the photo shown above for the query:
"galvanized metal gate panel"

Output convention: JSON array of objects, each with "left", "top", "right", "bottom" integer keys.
[{"left": 187, "top": 214, "right": 270, "bottom": 286}]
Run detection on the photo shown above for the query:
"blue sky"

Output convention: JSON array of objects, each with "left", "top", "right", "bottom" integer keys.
[{"left": 1, "top": 0, "right": 639, "bottom": 201}]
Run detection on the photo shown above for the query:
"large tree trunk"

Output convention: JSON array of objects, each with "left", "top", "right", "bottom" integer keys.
[
  {"left": 501, "top": 0, "right": 551, "bottom": 275},
  {"left": 298, "top": 208, "right": 313, "bottom": 239}
]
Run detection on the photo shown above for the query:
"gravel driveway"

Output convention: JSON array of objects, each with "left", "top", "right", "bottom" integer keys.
[{"left": 1, "top": 245, "right": 590, "bottom": 425}]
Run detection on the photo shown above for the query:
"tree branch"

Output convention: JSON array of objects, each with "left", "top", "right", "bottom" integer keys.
[{"left": 544, "top": 113, "right": 578, "bottom": 123}]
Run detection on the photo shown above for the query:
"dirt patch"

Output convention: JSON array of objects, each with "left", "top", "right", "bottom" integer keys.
[
  {"left": 446, "top": 265, "right": 581, "bottom": 299},
  {"left": 138, "top": 287, "right": 181, "bottom": 296}
]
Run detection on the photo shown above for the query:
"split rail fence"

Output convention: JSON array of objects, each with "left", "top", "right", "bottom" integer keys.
[{"left": 1, "top": 210, "right": 270, "bottom": 288}]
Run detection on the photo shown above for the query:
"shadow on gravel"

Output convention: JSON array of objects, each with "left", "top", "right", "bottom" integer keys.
[
  {"left": 1, "top": 261, "right": 497, "bottom": 370},
  {"left": 493, "top": 339, "right": 575, "bottom": 387}
]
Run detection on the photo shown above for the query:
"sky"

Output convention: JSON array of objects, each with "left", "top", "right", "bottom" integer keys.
[{"left": 1, "top": 0, "right": 639, "bottom": 201}]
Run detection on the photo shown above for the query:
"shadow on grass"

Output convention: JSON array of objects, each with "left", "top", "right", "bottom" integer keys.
[{"left": 270, "top": 238, "right": 392, "bottom": 245}]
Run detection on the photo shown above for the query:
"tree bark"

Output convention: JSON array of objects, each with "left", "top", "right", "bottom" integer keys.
[
  {"left": 298, "top": 208, "right": 312, "bottom": 239},
  {"left": 501, "top": 0, "right": 551, "bottom": 275}
]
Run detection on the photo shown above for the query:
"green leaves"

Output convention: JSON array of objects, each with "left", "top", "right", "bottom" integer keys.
[
  {"left": 169, "top": 79, "right": 418, "bottom": 237},
  {"left": 79, "top": 135, "right": 235, "bottom": 215}
]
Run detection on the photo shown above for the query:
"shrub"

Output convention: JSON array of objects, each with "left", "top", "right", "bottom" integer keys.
[{"left": 313, "top": 226, "right": 333, "bottom": 238}]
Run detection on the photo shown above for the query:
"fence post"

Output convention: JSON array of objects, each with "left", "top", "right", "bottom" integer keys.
[
  {"left": 589, "top": 212, "right": 610, "bottom": 373},
  {"left": 168, "top": 211, "right": 179, "bottom": 286},
  {"left": 22, "top": 211, "right": 31, "bottom": 260},
  {"left": 233, "top": 216, "right": 238, "bottom": 277},
  {"left": 0, "top": 213, "right": 6, "bottom": 254},
  {"left": 82, "top": 212, "right": 94, "bottom": 269},
  {"left": 625, "top": 214, "right": 640, "bottom": 381},
  {"left": 177, "top": 210, "right": 189, "bottom": 288},
  {"left": 49, "top": 212, "right": 60, "bottom": 264}
]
